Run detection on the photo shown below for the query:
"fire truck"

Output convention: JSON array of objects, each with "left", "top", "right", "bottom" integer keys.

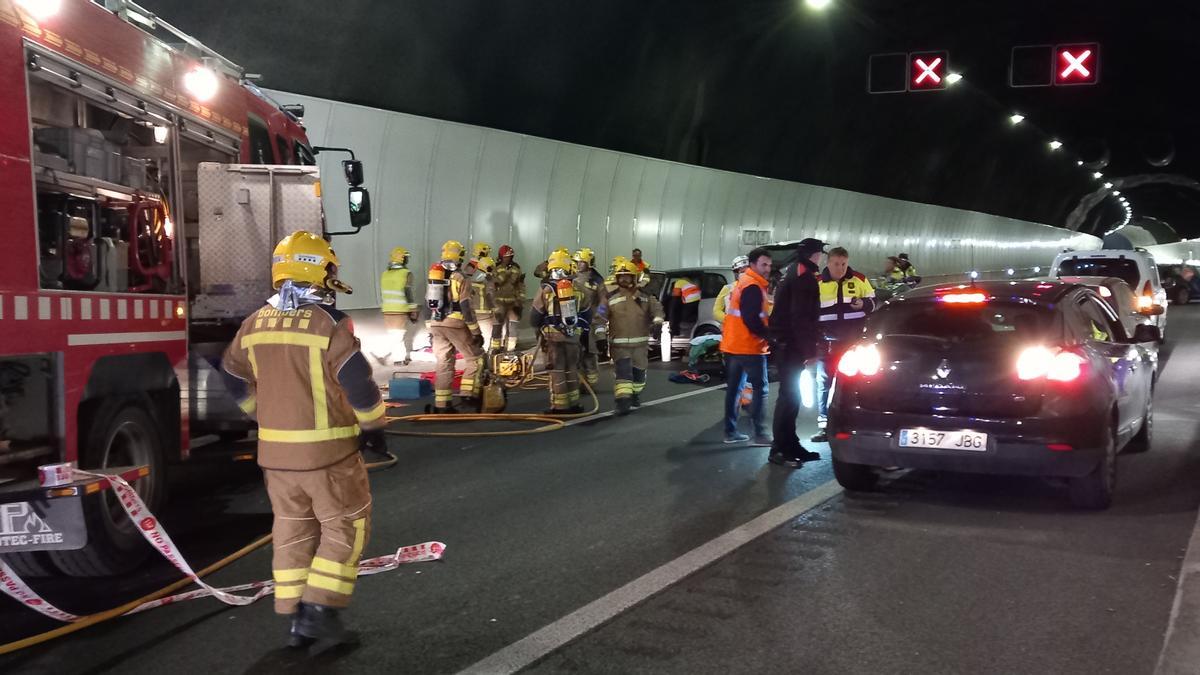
[{"left": 0, "top": 0, "right": 370, "bottom": 577}]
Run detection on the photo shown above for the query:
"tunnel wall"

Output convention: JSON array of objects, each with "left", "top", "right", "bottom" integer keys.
[{"left": 267, "top": 90, "right": 1101, "bottom": 310}]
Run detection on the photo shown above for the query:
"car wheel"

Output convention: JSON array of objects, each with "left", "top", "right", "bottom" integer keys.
[
  {"left": 0, "top": 551, "right": 60, "bottom": 578},
  {"left": 1125, "top": 395, "right": 1153, "bottom": 454},
  {"left": 48, "top": 400, "right": 165, "bottom": 577},
  {"left": 833, "top": 457, "right": 878, "bottom": 491},
  {"left": 1069, "top": 421, "right": 1116, "bottom": 509}
]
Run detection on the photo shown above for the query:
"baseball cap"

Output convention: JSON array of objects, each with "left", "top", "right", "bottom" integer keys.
[{"left": 797, "top": 238, "right": 827, "bottom": 256}]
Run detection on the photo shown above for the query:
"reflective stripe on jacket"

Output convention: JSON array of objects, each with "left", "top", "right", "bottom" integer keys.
[
  {"left": 818, "top": 268, "right": 876, "bottom": 340},
  {"left": 380, "top": 267, "right": 417, "bottom": 313},
  {"left": 721, "top": 269, "right": 771, "bottom": 355},
  {"left": 221, "top": 303, "right": 385, "bottom": 471},
  {"left": 607, "top": 290, "right": 664, "bottom": 341}
]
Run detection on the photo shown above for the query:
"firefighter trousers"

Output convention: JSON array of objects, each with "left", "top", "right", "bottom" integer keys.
[
  {"left": 544, "top": 339, "right": 581, "bottom": 410},
  {"left": 476, "top": 316, "right": 496, "bottom": 353},
  {"left": 265, "top": 452, "right": 372, "bottom": 614},
  {"left": 578, "top": 326, "right": 599, "bottom": 385},
  {"left": 610, "top": 344, "right": 648, "bottom": 400},
  {"left": 492, "top": 303, "right": 521, "bottom": 351},
  {"left": 382, "top": 312, "right": 418, "bottom": 361},
  {"left": 429, "top": 324, "right": 483, "bottom": 408}
]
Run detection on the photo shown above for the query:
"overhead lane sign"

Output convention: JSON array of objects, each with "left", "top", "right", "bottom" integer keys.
[
  {"left": 909, "top": 51, "right": 949, "bottom": 91},
  {"left": 1011, "top": 43, "right": 1100, "bottom": 87},
  {"left": 1056, "top": 43, "right": 1099, "bottom": 85}
]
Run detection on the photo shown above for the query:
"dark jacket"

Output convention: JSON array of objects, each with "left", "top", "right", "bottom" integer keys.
[{"left": 769, "top": 258, "right": 821, "bottom": 361}]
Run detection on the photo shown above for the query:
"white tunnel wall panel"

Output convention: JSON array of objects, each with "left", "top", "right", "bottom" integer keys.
[
  {"left": 470, "top": 132, "right": 523, "bottom": 255},
  {"left": 268, "top": 89, "right": 1100, "bottom": 310}
]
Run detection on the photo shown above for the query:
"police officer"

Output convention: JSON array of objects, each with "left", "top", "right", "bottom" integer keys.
[
  {"left": 531, "top": 249, "right": 590, "bottom": 413},
  {"left": 607, "top": 258, "right": 664, "bottom": 414},
  {"left": 896, "top": 253, "right": 920, "bottom": 283},
  {"left": 378, "top": 246, "right": 418, "bottom": 365},
  {"left": 811, "top": 246, "right": 876, "bottom": 442},
  {"left": 769, "top": 238, "right": 824, "bottom": 466},
  {"left": 426, "top": 240, "right": 484, "bottom": 413},
  {"left": 492, "top": 245, "right": 525, "bottom": 351},
  {"left": 222, "top": 232, "right": 385, "bottom": 648},
  {"left": 573, "top": 248, "right": 607, "bottom": 386}
]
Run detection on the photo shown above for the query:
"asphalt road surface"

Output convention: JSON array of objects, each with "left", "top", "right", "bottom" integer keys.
[{"left": 4, "top": 307, "right": 1200, "bottom": 675}]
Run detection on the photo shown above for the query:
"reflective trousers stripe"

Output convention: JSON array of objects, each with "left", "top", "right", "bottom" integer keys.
[
  {"left": 258, "top": 426, "right": 359, "bottom": 443},
  {"left": 612, "top": 336, "right": 649, "bottom": 344},
  {"left": 312, "top": 556, "right": 359, "bottom": 579},
  {"left": 307, "top": 571, "right": 355, "bottom": 595},
  {"left": 275, "top": 583, "right": 305, "bottom": 599},
  {"left": 274, "top": 567, "right": 309, "bottom": 583},
  {"left": 309, "top": 347, "right": 328, "bottom": 430}
]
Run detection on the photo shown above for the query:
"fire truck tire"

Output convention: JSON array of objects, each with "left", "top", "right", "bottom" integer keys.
[
  {"left": 0, "top": 551, "right": 59, "bottom": 578},
  {"left": 48, "top": 401, "right": 166, "bottom": 577}
]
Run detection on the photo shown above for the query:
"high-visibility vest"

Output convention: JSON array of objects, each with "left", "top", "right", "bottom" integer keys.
[
  {"left": 380, "top": 267, "right": 416, "bottom": 313},
  {"left": 721, "top": 269, "right": 770, "bottom": 355},
  {"left": 818, "top": 270, "right": 875, "bottom": 323}
]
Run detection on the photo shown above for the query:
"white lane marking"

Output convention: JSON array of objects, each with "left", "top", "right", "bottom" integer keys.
[
  {"left": 67, "top": 331, "right": 186, "bottom": 346},
  {"left": 1155, "top": 511, "right": 1200, "bottom": 674},
  {"left": 563, "top": 383, "right": 726, "bottom": 427},
  {"left": 457, "top": 479, "right": 844, "bottom": 675}
]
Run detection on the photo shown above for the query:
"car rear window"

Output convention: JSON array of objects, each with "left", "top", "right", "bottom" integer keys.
[
  {"left": 866, "top": 300, "right": 1055, "bottom": 346},
  {"left": 1056, "top": 258, "right": 1140, "bottom": 288}
]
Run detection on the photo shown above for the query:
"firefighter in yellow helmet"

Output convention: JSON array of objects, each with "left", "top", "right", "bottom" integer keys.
[
  {"left": 377, "top": 246, "right": 419, "bottom": 365},
  {"left": 573, "top": 248, "right": 608, "bottom": 385},
  {"left": 605, "top": 256, "right": 628, "bottom": 295},
  {"left": 473, "top": 242, "right": 492, "bottom": 260},
  {"left": 470, "top": 255, "right": 498, "bottom": 352},
  {"left": 531, "top": 248, "right": 591, "bottom": 413},
  {"left": 221, "top": 231, "right": 385, "bottom": 648},
  {"left": 607, "top": 257, "right": 664, "bottom": 414},
  {"left": 426, "top": 239, "right": 485, "bottom": 412},
  {"left": 492, "top": 244, "right": 525, "bottom": 351}
]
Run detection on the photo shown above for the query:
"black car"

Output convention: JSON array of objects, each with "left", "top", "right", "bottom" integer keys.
[{"left": 828, "top": 280, "right": 1159, "bottom": 509}]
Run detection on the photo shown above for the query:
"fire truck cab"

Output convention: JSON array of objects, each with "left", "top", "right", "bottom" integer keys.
[{"left": 0, "top": 0, "right": 370, "bottom": 577}]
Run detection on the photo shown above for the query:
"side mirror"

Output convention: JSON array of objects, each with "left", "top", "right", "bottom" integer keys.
[
  {"left": 1132, "top": 323, "right": 1161, "bottom": 344},
  {"left": 342, "top": 159, "right": 364, "bottom": 187},
  {"left": 348, "top": 187, "right": 371, "bottom": 227}
]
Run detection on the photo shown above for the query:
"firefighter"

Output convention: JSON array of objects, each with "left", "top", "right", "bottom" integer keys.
[
  {"left": 607, "top": 258, "right": 664, "bottom": 414},
  {"left": 605, "top": 256, "right": 628, "bottom": 295},
  {"left": 221, "top": 231, "right": 386, "bottom": 648},
  {"left": 574, "top": 247, "right": 608, "bottom": 385},
  {"left": 531, "top": 249, "right": 590, "bottom": 413},
  {"left": 492, "top": 245, "right": 526, "bottom": 351},
  {"left": 426, "top": 240, "right": 485, "bottom": 412},
  {"left": 473, "top": 242, "right": 493, "bottom": 260},
  {"left": 377, "top": 246, "right": 419, "bottom": 365},
  {"left": 471, "top": 255, "right": 498, "bottom": 352}
]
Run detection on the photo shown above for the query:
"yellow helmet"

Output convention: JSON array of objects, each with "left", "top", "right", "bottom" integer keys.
[
  {"left": 547, "top": 249, "right": 574, "bottom": 273},
  {"left": 475, "top": 256, "right": 496, "bottom": 274},
  {"left": 272, "top": 231, "right": 339, "bottom": 289},
  {"left": 613, "top": 259, "right": 640, "bottom": 276},
  {"left": 573, "top": 247, "right": 595, "bottom": 266},
  {"left": 473, "top": 242, "right": 492, "bottom": 259},
  {"left": 610, "top": 255, "right": 630, "bottom": 273},
  {"left": 389, "top": 246, "right": 409, "bottom": 264},
  {"left": 441, "top": 240, "right": 466, "bottom": 264}
]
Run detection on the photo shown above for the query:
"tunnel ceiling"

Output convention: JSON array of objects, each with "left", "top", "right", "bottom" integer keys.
[{"left": 141, "top": 0, "right": 1200, "bottom": 239}]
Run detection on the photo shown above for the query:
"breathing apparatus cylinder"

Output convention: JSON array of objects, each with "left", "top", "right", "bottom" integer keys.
[
  {"left": 555, "top": 278, "right": 578, "bottom": 328},
  {"left": 427, "top": 263, "right": 449, "bottom": 320}
]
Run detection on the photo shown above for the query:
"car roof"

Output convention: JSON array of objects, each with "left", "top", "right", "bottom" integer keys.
[
  {"left": 1055, "top": 249, "right": 1155, "bottom": 264},
  {"left": 902, "top": 279, "right": 1082, "bottom": 305}
]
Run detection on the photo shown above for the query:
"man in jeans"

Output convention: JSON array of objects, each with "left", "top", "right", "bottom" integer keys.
[
  {"left": 720, "top": 247, "right": 773, "bottom": 445},
  {"left": 769, "top": 238, "right": 825, "bottom": 467}
]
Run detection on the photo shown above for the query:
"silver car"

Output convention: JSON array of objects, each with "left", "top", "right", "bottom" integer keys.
[{"left": 644, "top": 267, "right": 735, "bottom": 350}]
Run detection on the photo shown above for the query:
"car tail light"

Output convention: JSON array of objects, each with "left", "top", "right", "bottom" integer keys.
[
  {"left": 1047, "top": 443, "right": 1074, "bottom": 452},
  {"left": 838, "top": 343, "right": 882, "bottom": 377},
  {"left": 1137, "top": 294, "right": 1154, "bottom": 310},
  {"left": 939, "top": 292, "right": 988, "bottom": 304},
  {"left": 834, "top": 432, "right": 852, "bottom": 440},
  {"left": 1016, "top": 346, "right": 1084, "bottom": 382}
]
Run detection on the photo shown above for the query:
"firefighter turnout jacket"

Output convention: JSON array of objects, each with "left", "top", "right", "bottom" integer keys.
[
  {"left": 531, "top": 278, "right": 592, "bottom": 342},
  {"left": 429, "top": 270, "right": 480, "bottom": 333},
  {"left": 380, "top": 265, "right": 417, "bottom": 313},
  {"left": 818, "top": 267, "right": 876, "bottom": 341},
  {"left": 493, "top": 261, "right": 526, "bottom": 306},
  {"left": 607, "top": 288, "right": 664, "bottom": 345},
  {"left": 222, "top": 302, "right": 386, "bottom": 470}
]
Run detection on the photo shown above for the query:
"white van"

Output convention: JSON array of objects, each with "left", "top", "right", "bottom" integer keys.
[{"left": 1051, "top": 249, "right": 1168, "bottom": 338}]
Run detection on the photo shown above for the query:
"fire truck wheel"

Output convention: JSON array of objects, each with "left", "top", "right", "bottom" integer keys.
[
  {"left": 0, "top": 551, "right": 59, "bottom": 577},
  {"left": 48, "top": 401, "right": 166, "bottom": 577}
]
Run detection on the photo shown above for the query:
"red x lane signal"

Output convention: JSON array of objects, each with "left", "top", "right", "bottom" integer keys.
[
  {"left": 909, "top": 51, "right": 948, "bottom": 91},
  {"left": 1055, "top": 43, "right": 1099, "bottom": 85}
]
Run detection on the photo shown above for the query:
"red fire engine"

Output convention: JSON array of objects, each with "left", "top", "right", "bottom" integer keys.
[{"left": 0, "top": 0, "right": 369, "bottom": 577}]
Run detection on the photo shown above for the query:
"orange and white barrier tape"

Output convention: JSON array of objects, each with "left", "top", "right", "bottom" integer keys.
[{"left": 0, "top": 470, "right": 445, "bottom": 623}]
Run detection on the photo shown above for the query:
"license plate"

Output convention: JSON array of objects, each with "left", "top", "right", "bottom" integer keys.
[{"left": 898, "top": 428, "right": 988, "bottom": 451}]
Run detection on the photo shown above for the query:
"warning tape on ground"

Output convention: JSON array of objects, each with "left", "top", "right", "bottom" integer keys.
[{"left": 0, "top": 470, "right": 445, "bottom": 623}]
